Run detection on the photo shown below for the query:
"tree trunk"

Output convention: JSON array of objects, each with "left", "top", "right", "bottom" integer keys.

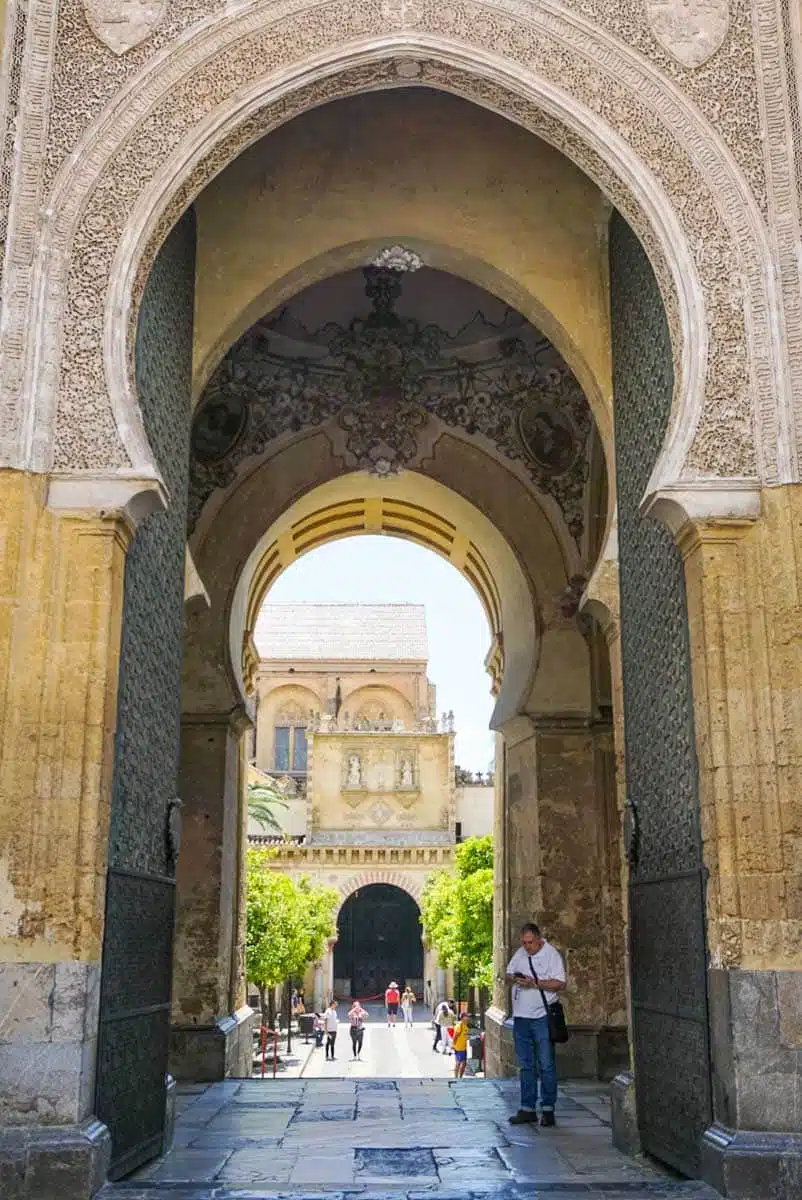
[{"left": 257, "top": 984, "right": 270, "bottom": 1029}]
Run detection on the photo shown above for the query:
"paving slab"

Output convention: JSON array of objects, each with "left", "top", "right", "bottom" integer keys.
[
  {"left": 216, "top": 1150, "right": 299, "bottom": 1183},
  {"left": 291, "top": 1154, "right": 357, "bottom": 1185},
  {"left": 113, "top": 1015, "right": 721, "bottom": 1200}
]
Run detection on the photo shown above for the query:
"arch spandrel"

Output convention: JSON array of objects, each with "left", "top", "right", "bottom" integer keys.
[{"left": 16, "top": 0, "right": 781, "bottom": 517}]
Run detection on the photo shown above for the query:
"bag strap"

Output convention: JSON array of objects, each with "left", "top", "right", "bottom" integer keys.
[{"left": 528, "top": 954, "right": 551, "bottom": 1013}]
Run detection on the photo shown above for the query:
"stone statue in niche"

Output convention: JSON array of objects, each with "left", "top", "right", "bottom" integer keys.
[
  {"left": 400, "top": 758, "right": 414, "bottom": 787},
  {"left": 347, "top": 755, "right": 362, "bottom": 787},
  {"left": 83, "top": 1, "right": 167, "bottom": 55}
]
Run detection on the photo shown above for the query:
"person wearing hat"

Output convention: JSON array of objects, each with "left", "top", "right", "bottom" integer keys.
[{"left": 384, "top": 980, "right": 400, "bottom": 1027}]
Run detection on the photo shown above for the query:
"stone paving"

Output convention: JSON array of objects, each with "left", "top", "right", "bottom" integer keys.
[{"left": 100, "top": 1077, "right": 719, "bottom": 1200}]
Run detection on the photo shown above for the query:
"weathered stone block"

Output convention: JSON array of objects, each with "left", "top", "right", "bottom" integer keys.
[
  {"left": 0, "top": 1120, "right": 110, "bottom": 1200},
  {"left": 169, "top": 1006, "right": 255, "bottom": 1082},
  {"left": 611, "top": 1070, "right": 640, "bottom": 1157},
  {"left": 709, "top": 968, "right": 802, "bottom": 1135},
  {"left": 702, "top": 1123, "right": 802, "bottom": 1199}
]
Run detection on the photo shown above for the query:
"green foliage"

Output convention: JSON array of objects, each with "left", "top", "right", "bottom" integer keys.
[
  {"left": 420, "top": 835, "right": 494, "bottom": 989},
  {"left": 245, "top": 849, "right": 338, "bottom": 993},
  {"left": 454, "top": 833, "right": 493, "bottom": 876},
  {"left": 247, "top": 780, "right": 289, "bottom": 833}
]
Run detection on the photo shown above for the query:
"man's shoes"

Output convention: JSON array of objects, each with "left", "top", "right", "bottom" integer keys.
[
  {"left": 509, "top": 1109, "right": 538, "bottom": 1125},
  {"left": 540, "top": 1111, "right": 556, "bottom": 1127}
]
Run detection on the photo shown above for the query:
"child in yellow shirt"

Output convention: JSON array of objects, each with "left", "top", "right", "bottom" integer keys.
[{"left": 451, "top": 1013, "right": 470, "bottom": 1078}]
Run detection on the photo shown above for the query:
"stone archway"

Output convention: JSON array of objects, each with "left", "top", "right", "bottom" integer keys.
[
  {"left": 334, "top": 883, "right": 424, "bottom": 999},
  {"left": 4, "top": 3, "right": 781, "bottom": 507}
]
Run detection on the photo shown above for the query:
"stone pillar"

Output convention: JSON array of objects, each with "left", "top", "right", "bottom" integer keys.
[
  {"left": 0, "top": 472, "right": 143, "bottom": 1195},
  {"left": 313, "top": 962, "right": 325, "bottom": 1011},
  {"left": 671, "top": 492, "right": 802, "bottom": 1195},
  {"left": 324, "top": 940, "right": 336, "bottom": 1001},
  {"left": 169, "top": 708, "right": 255, "bottom": 1081},
  {"left": 486, "top": 708, "right": 627, "bottom": 1080}
]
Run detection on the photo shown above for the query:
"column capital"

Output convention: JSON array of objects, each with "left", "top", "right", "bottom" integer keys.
[
  {"left": 642, "top": 479, "right": 760, "bottom": 539},
  {"left": 46, "top": 472, "right": 167, "bottom": 538}
]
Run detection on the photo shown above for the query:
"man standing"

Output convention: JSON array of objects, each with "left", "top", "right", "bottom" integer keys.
[
  {"left": 384, "top": 980, "right": 400, "bottom": 1028},
  {"left": 506, "top": 922, "right": 566, "bottom": 1127}
]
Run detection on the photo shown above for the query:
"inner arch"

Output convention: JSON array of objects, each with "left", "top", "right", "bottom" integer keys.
[
  {"left": 230, "top": 471, "right": 539, "bottom": 730},
  {"left": 334, "top": 884, "right": 424, "bottom": 1000}
]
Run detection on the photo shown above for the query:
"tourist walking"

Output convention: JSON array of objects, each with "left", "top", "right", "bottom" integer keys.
[
  {"left": 432, "top": 998, "right": 456, "bottom": 1054},
  {"left": 348, "top": 1000, "right": 368, "bottom": 1060},
  {"left": 313, "top": 1011, "right": 324, "bottom": 1048},
  {"left": 401, "top": 985, "right": 416, "bottom": 1026},
  {"left": 506, "top": 922, "right": 566, "bottom": 1127},
  {"left": 451, "top": 1011, "right": 470, "bottom": 1078},
  {"left": 385, "top": 980, "right": 400, "bottom": 1027},
  {"left": 323, "top": 999, "right": 339, "bottom": 1061}
]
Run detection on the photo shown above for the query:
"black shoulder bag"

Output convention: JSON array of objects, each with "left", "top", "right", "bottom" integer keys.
[{"left": 528, "top": 957, "right": 569, "bottom": 1044}]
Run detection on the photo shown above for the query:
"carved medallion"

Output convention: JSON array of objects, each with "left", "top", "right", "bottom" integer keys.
[
  {"left": 645, "top": 0, "right": 730, "bottom": 69},
  {"left": 83, "top": 1, "right": 167, "bottom": 56}
]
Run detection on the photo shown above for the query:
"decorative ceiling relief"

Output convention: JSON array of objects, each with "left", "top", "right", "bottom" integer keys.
[
  {"left": 189, "top": 265, "right": 593, "bottom": 540},
  {"left": 83, "top": 1, "right": 167, "bottom": 55},
  {"left": 644, "top": 1, "right": 730, "bottom": 69}
]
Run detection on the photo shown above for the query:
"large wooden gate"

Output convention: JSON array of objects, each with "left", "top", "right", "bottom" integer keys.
[
  {"left": 610, "top": 212, "right": 712, "bottom": 1177},
  {"left": 335, "top": 884, "right": 424, "bottom": 998}
]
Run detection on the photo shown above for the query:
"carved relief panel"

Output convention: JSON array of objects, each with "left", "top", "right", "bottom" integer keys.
[
  {"left": 83, "top": 1, "right": 167, "bottom": 55},
  {"left": 644, "top": 1, "right": 730, "bottom": 69}
]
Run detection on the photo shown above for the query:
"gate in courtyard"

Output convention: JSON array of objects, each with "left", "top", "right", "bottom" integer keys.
[
  {"left": 335, "top": 884, "right": 424, "bottom": 998},
  {"left": 95, "top": 214, "right": 196, "bottom": 1177},
  {"left": 610, "top": 213, "right": 712, "bottom": 1177}
]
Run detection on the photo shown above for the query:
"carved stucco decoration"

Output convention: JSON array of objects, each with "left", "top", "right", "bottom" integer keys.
[
  {"left": 35, "top": 1, "right": 764, "bottom": 213},
  {"left": 4, "top": 0, "right": 793, "bottom": 484},
  {"left": 83, "top": 0, "right": 167, "bottom": 55},
  {"left": 644, "top": 1, "right": 730, "bottom": 70},
  {"left": 186, "top": 274, "right": 593, "bottom": 540}
]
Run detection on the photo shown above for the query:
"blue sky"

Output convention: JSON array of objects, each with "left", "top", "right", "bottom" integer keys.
[{"left": 265, "top": 536, "right": 495, "bottom": 772}]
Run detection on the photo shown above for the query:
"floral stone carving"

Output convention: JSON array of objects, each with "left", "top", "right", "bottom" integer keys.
[
  {"left": 644, "top": 0, "right": 730, "bottom": 69},
  {"left": 188, "top": 267, "right": 592, "bottom": 538},
  {"left": 83, "top": 1, "right": 167, "bottom": 55}
]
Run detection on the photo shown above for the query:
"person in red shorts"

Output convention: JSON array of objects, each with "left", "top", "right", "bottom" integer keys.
[{"left": 385, "top": 981, "right": 400, "bottom": 1027}]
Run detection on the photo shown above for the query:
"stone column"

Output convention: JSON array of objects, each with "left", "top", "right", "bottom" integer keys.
[
  {"left": 485, "top": 709, "right": 627, "bottom": 1080},
  {"left": 169, "top": 707, "right": 255, "bottom": 1081},
  {"left": 673, "top": 492, "right": 802, "bottom": 1194},
  {"left": 0, "top": 472, "right": 142, "bottom": 1195},
  {"left": 313, "top": 962, "right": 325, "bottom": 1011},
  {"left": 324, "top": 939, "right": 336, "bottom": 1001}
]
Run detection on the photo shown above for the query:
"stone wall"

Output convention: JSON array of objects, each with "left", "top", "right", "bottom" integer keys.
[{"left": 308, "top": 731, "right": 453, "bottom": 836}]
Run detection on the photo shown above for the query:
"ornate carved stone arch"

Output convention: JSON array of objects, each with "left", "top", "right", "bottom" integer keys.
[{"left": 17, "top": 0, "right": 780, "bottom": 523}]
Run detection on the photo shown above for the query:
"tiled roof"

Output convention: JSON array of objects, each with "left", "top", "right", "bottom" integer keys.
[{"left": 255, "top": 603, "right": 428, "bottom": 662}]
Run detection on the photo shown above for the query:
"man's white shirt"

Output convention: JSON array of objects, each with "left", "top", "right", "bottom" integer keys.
[
  {"left": 324, "top": 1009, "right": 339, "bottom": 1031},
  {"left": 506, "top": 942, "right": 566, "bottom": 1019}
]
